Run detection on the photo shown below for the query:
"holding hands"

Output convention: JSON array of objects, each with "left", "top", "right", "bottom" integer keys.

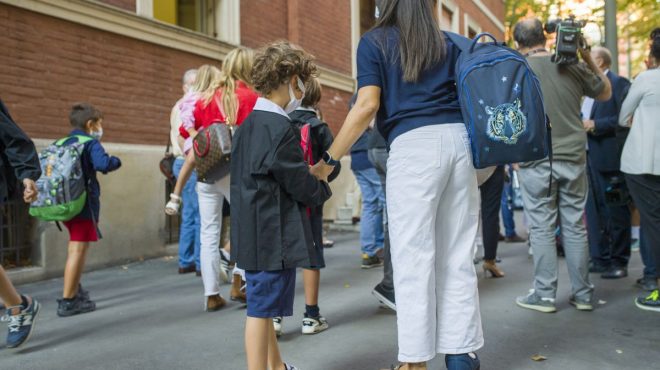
[
  {"left": 22, "top": 178, "right": 38, "bottom": 203},
  {"left": 309, "top": 161, "right": 334, "bottom": 183}
]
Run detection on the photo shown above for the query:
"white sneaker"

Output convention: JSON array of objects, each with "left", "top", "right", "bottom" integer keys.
[
  {"left": 273, "top": 316, "right": 283, "bottom": 337},
  {"left": 301, "top": 315, "right": 328, "bottom": 335}
]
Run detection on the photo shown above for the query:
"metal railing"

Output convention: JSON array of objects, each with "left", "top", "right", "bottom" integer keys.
[
  {"left": 0, "top": 194, "right": 33, "bottom": 269},
  {"left": 163, "top": 179, "right": 181, "bottom": 244}
]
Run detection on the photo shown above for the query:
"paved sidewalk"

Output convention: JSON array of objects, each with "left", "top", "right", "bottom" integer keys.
[{"left": 0, "top": 231, "right": 657, "bottom": 370}]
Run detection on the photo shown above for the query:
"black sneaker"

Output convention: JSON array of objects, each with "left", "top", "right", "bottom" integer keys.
[
  {"left": 57, "top": 295, "right": 96, "bottom": 317},
  {"left": 77, "top": 284, "right": 90, "bottom": 301},
  {"left": 3, "top": 295, "right": 40, "bottom": 349},
  {"left": 372, "top": 283, "right": 396, "bottom": 311},
  {"left": 361, "top": 254, "right": 383, "bottom": 269}
]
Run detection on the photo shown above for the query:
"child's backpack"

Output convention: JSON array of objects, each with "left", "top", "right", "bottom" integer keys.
[
  {"left": 299, "top": 123, "right": 314, "bottom": 165},
  {"left": 29, "top": 135, "right": 92, "bottom": 221},
  {"left": 446, "top": 32, "right": 550, "bottom": 169}
]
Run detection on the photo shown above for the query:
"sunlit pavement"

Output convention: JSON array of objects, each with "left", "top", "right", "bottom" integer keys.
[{"left": 0, "top": 231, "right": 656, "bottom": 370}]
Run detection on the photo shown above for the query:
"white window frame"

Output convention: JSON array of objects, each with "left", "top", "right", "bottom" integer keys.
[
  {"left": 438, "top": 0, "right": 459, "bottom": 33},
  {"left": 350, "top": 0, "right": 361, "bottom": 78},
  {"left": 463, "top": 13, "right": 482, "bottom": 38}
]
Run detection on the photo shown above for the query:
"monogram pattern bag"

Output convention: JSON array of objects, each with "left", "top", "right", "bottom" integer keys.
[{"left": 193, "top": 122, "right": 233, "bottom": 183}]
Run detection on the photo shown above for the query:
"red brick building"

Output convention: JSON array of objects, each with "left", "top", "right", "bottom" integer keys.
[
  {"left": 0, "top": 0, "right": 504, "bottom": 279},
  {"left": 1, "top": 0, "right": 504, "bottom": 142}
]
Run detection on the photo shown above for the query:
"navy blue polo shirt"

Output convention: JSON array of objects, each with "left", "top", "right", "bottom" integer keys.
[{"left": 357, "top": 27, "right": 464, "bottom": 144}]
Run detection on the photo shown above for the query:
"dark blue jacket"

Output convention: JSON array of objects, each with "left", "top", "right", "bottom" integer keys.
[
  {"left": 63, "top": 130, "right": 121, "bottom": 221},
  {"left": 587, "top": 71, "right": 631, "bottom": 172},
  {"left": 0, "top": 99, "right": 41, "bottom": 204}
]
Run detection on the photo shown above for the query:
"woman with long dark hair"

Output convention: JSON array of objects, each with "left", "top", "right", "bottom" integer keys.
[{"left": 311, "top": 1, "right": 483, "bottom": 369}]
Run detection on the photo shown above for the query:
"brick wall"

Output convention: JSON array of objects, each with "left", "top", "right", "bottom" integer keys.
[
  {"left": 0, "top": 4, "right": 217, "bottom": 145},
  {"left": 241, "top": 0, "right": 352, "bottom": 75},
  {"left": 240, "top": 0, "right": 288, "bottom": 49},
  {"left": 456, "top": 0, "right": 505, "bottom": 39},
  {"left": 97, "top": 0, "right": 136, "bottom": 12},
  {"left": 318, "top": 87, "right": 351, "bottom": 135}
]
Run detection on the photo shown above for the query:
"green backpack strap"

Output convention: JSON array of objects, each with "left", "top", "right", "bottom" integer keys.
[{"left": 54, "top": 135, "right": 93, "bottom": 146}]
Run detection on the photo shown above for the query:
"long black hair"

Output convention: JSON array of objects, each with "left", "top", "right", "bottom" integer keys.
[{"left": 374, "top": 0, "right": 444, "bottom": 82}]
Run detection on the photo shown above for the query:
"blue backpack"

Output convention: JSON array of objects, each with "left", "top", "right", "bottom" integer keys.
[{"left": 446, "top": 32, "right": 550, "bottom": 169}]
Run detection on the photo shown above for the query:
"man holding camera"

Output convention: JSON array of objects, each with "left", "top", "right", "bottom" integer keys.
[
  {"left": 582, "top": 46, "right": 632, "bottom": 280},
  {"left": 513, "top": 18, "right": 611, "bottom": 313}
]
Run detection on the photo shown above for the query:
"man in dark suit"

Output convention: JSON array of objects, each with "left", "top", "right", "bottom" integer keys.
[{"left": 582, "top": 47, "right": 632, "bottom": 279}]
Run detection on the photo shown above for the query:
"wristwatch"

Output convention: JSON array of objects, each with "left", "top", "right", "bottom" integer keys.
[{"left": 322, "top": 151, "right": 339, "bottom": 166}]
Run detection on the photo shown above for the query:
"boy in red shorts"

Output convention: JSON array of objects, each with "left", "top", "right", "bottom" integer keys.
[{"left": 57, "top": 103, "right": 121, "bottom": 317}]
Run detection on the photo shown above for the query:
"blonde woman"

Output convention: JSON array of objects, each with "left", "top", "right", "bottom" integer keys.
[{"left": 166, "top": 48, "right": 258, "bottom": 311}]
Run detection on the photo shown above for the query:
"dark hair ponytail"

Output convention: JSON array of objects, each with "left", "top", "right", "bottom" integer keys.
[
  {"left": 374, "top": 0, "right": 444, "bottom": 82},
  {"left": 652, "top": 35, "right": 660, "bottom": 61}
]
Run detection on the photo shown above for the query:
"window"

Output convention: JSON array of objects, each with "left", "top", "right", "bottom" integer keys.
[
  {"left": 359, "top": 0, "right": 377, "bottom": 36},
  {"left": 153, "top": 0, "right": 214, "bottom": 36},
  {"left": 148, "top": 0, "right": 240, "bottom": 44},
  {"left": 438, "top": 1, "right": 459, "bottom": 33},
  {"left": 463, "top": 13, "right": 482, "bottom": 39}
]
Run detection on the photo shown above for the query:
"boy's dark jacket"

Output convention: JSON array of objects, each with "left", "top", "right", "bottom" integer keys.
[
  {"left": 63, "top": 129, "right": 121, "bottom": 221},
  {"left": 230, "top": 109, "right": 332, "bottom": 271},
  {"left": 0, "top": 99, "right": 41, "bottom": 204}
]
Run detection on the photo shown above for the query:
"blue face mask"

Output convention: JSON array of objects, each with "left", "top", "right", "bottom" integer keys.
[{"left": 90, "top": 128, "right": 103, "bottom": 140}]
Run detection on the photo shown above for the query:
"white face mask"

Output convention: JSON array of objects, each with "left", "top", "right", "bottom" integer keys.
[
  {"left": 285, "top": 77, "right": 306, "bottom": 114},
  {"left": 90, "top": 128, "right": 103, "bottom": 140}
]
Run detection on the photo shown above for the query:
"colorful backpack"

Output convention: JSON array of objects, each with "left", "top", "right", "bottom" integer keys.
[
  {"left": 446, "top": 32, "right": 550, "bottom": 169},
  {"left": 29, "top": 135, "right": 91, "bottom": 221}
]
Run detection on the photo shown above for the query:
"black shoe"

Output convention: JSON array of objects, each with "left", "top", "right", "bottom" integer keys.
[
  {"left": 636, "top": 277, "right": 659, "bottom": 291},
  {"left": 505, "top": 234, "right": 527, "bottom": 243},
  {"left": 372, "top": 283, "right": 396, "bottom": 311},
  {"left": 57, "top": 296, "right": 96, "bottom": 317},
  {"left": 589, "top": 262, "right": 609, "bottom": 273},
  {"left": 361, "top": 254, "right": 383, "bottom": 269},
  {"left": 601, "top": 267, "right": 628, "bottom": 279},
  {"left": 77, "top": 284, "right": 90, "bottom": 302}
]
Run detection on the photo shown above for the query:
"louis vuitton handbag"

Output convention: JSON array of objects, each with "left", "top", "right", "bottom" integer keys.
[{"left": 193, "top": 121, "right": 233, "bottom": 183}]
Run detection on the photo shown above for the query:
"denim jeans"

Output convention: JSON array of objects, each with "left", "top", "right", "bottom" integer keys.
[
  {"left": 500, "top": 167, "right": 516, "bottom": 238},
  {"left": 173, "top": 157, "right": 201, "bottom": 270},
  {"left": 639, "top": 227, "right": 657, "bottom": 279},
  {"left": 368, "top": 148, "right": 393, "bottom": 291},
  {"left": 353, "top": 167, "right": 385, "bottom": 257}
]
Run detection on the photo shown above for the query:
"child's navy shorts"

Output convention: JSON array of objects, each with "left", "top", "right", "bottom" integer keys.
[{"left": 245, "top": 268, "right": 296, "bottom": 318}]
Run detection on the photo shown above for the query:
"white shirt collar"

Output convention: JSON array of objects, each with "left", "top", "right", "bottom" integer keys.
[
  {"left": 295, "top": 107, "right": 317, "bottom": 113},
  {"left": 253, "top": 97, "right": 290, "bottom": 120}
]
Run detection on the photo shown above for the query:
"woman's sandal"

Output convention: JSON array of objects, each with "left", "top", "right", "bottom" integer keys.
[{"left": 165, "top": 193, "right": 181, "bottom": 215}]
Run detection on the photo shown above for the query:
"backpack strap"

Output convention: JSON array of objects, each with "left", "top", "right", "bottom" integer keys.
[{"left": 54, "top": 135, "right": 93, "bottom": 146}]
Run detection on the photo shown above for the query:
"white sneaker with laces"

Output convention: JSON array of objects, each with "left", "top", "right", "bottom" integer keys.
[
  {"left": 273, "top": 316, "right": 283, "bottom": 337},
  {"left": 301, "top": 315, "right": 328, "bottom": 335}
]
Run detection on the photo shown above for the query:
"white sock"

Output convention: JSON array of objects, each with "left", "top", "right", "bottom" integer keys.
[{"left": 632, "top": 226, "right": 640, "bottom": 240}]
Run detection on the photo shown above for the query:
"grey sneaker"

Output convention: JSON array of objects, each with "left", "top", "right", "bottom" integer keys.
[
  {"left": 516, "top": 290, "right": 556, "bottom": 313},
  {"left": 569, "top": 295, "right": 594, "bottom": 311}
]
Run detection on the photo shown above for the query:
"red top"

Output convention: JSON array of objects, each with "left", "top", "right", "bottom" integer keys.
[{"left": 179, "top": 81, "right": 258, "bottom": 138}]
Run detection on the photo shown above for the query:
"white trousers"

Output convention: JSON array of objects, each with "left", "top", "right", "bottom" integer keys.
[
  {"left": 387, "top": 124, "right": 484, "bottom": 362},
  {"left": 197, "top": 176, "right": 232, "bottom": 297}
]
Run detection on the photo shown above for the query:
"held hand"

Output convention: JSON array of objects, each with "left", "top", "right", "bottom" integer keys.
[
  {"left": 310, "top": 161, "right": 334, "bottom": 183},
  {"left": 22, "top": 178, "right": 38, "bottom": 203},
  {"left": 583, "top": 119, "right": 595, "bottom": 132}
]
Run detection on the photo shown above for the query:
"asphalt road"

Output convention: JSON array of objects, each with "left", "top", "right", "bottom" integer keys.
[{"left": 0, "top": 231, "right": 657, "bottom": 370}]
